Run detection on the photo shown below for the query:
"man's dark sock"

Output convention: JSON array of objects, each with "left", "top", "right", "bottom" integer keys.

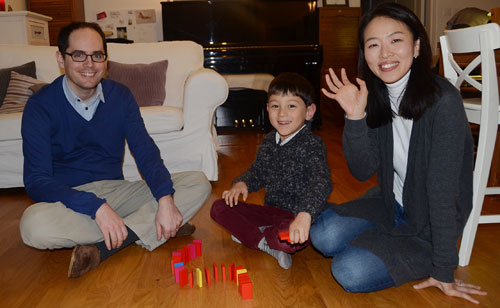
[{"left": 95, "top": 226, "right": 139, "bottom": 262}]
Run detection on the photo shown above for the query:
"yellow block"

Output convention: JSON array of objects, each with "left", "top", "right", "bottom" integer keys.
[
  {"left": 236, "top": 268, "right": 247, "bottom": 286},
  {"left": 196, "top": 268, "right": 203, "bottom": 288}
]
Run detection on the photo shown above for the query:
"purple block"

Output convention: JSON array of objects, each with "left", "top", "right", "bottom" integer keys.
[{"left": 188, "top": 244, "right": 196, "bottom": 260}]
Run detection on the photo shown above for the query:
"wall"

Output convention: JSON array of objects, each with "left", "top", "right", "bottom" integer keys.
[
  {"left": 84, "top": 0, "right": 165, "bottom": 42},
  {"left": 426, "top": 0, "right": 499, "bottom": 56},
  {"left": 85, "top": 0, "right": 360, "bottom": 42},
  {"left": 4, "top": 0, "right": 26, "bottom": 11}
]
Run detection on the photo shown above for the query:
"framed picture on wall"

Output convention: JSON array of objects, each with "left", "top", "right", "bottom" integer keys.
[{"left": 323, "top": 0, "right": 348, "bottom": 6}]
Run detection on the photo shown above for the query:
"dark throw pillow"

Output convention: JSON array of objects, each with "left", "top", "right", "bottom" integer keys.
[{"left": 107, "top": 60, "right": 168, "bottom": 107}]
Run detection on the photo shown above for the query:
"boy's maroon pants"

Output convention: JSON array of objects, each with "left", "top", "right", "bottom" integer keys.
[{"left": 210, "top": 199, "right": 309, "bottom": 253}]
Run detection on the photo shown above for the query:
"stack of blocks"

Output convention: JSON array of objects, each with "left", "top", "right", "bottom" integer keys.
[{"left": 170, "top": 239, "right": 253, "bottom": 300}]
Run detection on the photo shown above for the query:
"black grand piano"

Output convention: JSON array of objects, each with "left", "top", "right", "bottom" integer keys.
[{"left": 161, "top": 0, "right": 322, "bottom": 129}]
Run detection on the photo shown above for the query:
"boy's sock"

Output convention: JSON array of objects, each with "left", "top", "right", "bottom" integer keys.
[
  {"left": 95, "top": 226, "right": 139, "bottom": 262},
  {"left": 258, "top": 237, "right": 292, "bottom": 269},
  {"left": 231, "top": 235, "right": 242, "bottom": 244},
  {"left": 231, "top": 225, "right": 270, "bottom": 244}
]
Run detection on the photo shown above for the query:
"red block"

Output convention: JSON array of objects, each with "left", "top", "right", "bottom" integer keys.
[
  {"left": 179, "top": 268, "right": 189, "bottom": 287},
  {"left": 239, "top": 280, "right": 253, "bottom": 300},
  {"left": 229, "top": 263, "right": 235, "bottom": 282},
  {"left": 234, "top": 265, "right": 244, "bottom": 285},
  {"left": 213, "top": 263, "right": 218, "bottom": 282},
  {"left": 278, "top": 231, "right": 291, "bottom": 242},
  {"left": 205, "top": 267, "right": 211, "bottom": 286},
  {"left": 221, "top": 263, "right": 226, "bottom": 282},
  {"left": 193, "top": 239, "right": 202, "bottom": 257},
  {"left": 182, "top": 246, "right": 190, "bottom": 263},
  {"left": 171, "top": 253, "right": 182, "bottom": 274},
  {"left": 189, "top": 269, "right": 194, "bottom": 288},
  {"left": 177, "top": 249, "right": 185, "bottom": 263},
  {"left": 238, "top": 276, "right": 251, "bottom": 293}
]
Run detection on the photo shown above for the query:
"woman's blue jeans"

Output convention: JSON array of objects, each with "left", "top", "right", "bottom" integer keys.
[{"left": 310, "top": 206, "right": 405, "bottom": 293}]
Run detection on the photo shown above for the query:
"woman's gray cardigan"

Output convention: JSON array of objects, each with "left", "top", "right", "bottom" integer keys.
[{"left": 330, "top": 76, "right": 474, "bottom": 286}]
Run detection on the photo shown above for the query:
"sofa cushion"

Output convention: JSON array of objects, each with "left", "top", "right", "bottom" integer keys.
[
  {"left": 0, "top": 71, "right": 44, "bottom": 114},
  {"left": 108, "top": 60, "right": 168, "bottom": 107},
  {"left": 0, "top": 61, "right": 36, "bottom": 106},
  {"left": 140, "top": 105, "right": 183, "bottom": 135}
]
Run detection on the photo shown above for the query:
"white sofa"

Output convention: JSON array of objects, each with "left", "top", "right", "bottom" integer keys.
[{"left": 0, "top": 41, "right": 228, "bottom": 188}]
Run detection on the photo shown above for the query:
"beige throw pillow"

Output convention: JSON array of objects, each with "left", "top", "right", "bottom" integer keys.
[{"left": 0, "top": 71, "right": 44, "bottom": 114}]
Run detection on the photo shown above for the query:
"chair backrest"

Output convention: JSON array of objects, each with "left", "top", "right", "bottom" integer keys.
[{"left": 440, "top": 23, "right": 500, "bottom": 106}]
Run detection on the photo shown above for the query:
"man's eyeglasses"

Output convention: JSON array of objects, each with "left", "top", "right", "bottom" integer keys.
[{"left": 64, "top": 50, "right": 107, "bottom": 63}]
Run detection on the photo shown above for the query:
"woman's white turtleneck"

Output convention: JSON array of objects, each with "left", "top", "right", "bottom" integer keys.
[{"left": 387, "top": 70, "right": 412, "bottom": 207}]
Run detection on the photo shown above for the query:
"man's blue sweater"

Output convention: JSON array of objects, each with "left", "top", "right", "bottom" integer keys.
[{"left": 21, "top": 76, "right": 174, "bottom": 218}]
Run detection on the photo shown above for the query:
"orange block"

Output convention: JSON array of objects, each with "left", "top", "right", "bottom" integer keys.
[{"left": 189, "top": 269, "right": 193, "bottom": 288}]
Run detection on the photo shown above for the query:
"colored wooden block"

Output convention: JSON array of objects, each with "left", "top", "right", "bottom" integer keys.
[
  {"left": 213, "top": 263, "right": 218, "bottom": 282},
  {"left": 205, "top": 267, "right": 211, "bottom": 286},
  {"left": 188, "top": 243, "right": 196, "bottom": 260},
  {"left": 182, "top": 246, "right": 190, "bottom": 263},
  {"left": 239, "top": 280, "right": 253, "bottom": 300},
  {"left": 193, "top": 240, "right": 202, "bottom": 257},
  {"left": 238, "top": 276, "right": 251, "bottom": 294},
  {"left": 236, "top": 268, "right": 247, "bottom": 286},
  {"left": 177, "top": 249, "right": 185, "bottom": 263},
  {"left": 196, "top": 268, "right": 203, "bottom": 288},
  {"left": 278, "top": 231, "right": 290, "bottom": 242},
  {"left": 237, "top": 271, "right": 249, "bottom": 286},
  {"left": 179, "top": 268, "right": 189, "bottom": 287},
  {"left": 174, "top": 264, "right": 185, "bottom": 283},
  {"left": 229, "top": 263, "right": 235, "bottom": 282},
  {"left": 221, "top": 263, "right": 226, "bottom": 282},
  {"left": 189, "top": 269, "right": 193, "bottom": 288}
]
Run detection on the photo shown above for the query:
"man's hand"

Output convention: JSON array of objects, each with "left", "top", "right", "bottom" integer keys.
[
  {"left": 95, "top": 202, "right": 128, "bottom": 250},
  {"left": 288, "top": 212, "right": 312, "bottom": 244},
  {"left": 413, "top": 277, "right": 487, "bottom": 304},
  {"left": 155, "top": 195, "right": 183, "bottom": 241},
  {"left": 222, "top": 181, "right": 248, "bottom": 207}
]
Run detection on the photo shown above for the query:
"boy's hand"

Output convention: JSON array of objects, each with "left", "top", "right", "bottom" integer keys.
[
  {"left": 222, "top": 181, "right": 248, "bottom": 207},
  {"left": 289, "top": 212, "right": 311, "bottom": 244}
]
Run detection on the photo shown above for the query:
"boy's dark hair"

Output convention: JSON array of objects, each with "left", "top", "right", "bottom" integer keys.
[
  {"left": 358, "top": 2, "right": 438, "bottom": 128},
  {"left": 268, "top": 72, "right": 315, "bottom": 107},
  {"left": 57, "top": 22, "right": 107, "bottom": 56}
]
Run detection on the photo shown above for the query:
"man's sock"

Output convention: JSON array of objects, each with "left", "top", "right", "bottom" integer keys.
[
  {"left": 257, "top": 237, "right": 292, "bottom": 270},
  {"left": 95, "top": 226, "right": 139, "bottom": 262}
]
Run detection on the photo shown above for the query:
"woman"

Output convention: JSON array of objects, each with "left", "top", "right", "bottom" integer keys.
[{"left": 311, "top": 3, "right": 487, "bottom": 304}]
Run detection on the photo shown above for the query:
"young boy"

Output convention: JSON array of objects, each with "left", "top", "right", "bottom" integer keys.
[{"left": 210, "top": 72, "right": 332, "bottom": 269}]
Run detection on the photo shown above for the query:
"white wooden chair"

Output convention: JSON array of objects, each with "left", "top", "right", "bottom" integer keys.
[{"left": 440, "top": 23, "right": 500, "bottom": 266}]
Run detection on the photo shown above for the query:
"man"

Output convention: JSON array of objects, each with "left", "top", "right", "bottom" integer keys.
[{"left": 19, "top": 22, "right": 211, "bottom": 278}]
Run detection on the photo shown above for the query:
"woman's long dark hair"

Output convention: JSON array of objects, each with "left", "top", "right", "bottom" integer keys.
[{"left": 358, "top": 3, "right": 438, "bottom": 128}]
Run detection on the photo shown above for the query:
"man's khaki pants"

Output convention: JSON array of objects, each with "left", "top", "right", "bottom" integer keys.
[{"left": 20, "top": 171, "right": 211, "bottom": 251}]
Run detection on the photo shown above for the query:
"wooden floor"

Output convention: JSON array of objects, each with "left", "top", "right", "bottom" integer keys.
[{"left": 1, "top": 109, "right": 499, "bottom": 307}]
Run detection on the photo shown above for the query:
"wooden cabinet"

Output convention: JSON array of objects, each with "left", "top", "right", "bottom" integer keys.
[
  {"left": 27, "top": 0, "right": 84, "bottom": 46},
  {"left": 319, "top": 7, "right": 361, "bottom": 124}
]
